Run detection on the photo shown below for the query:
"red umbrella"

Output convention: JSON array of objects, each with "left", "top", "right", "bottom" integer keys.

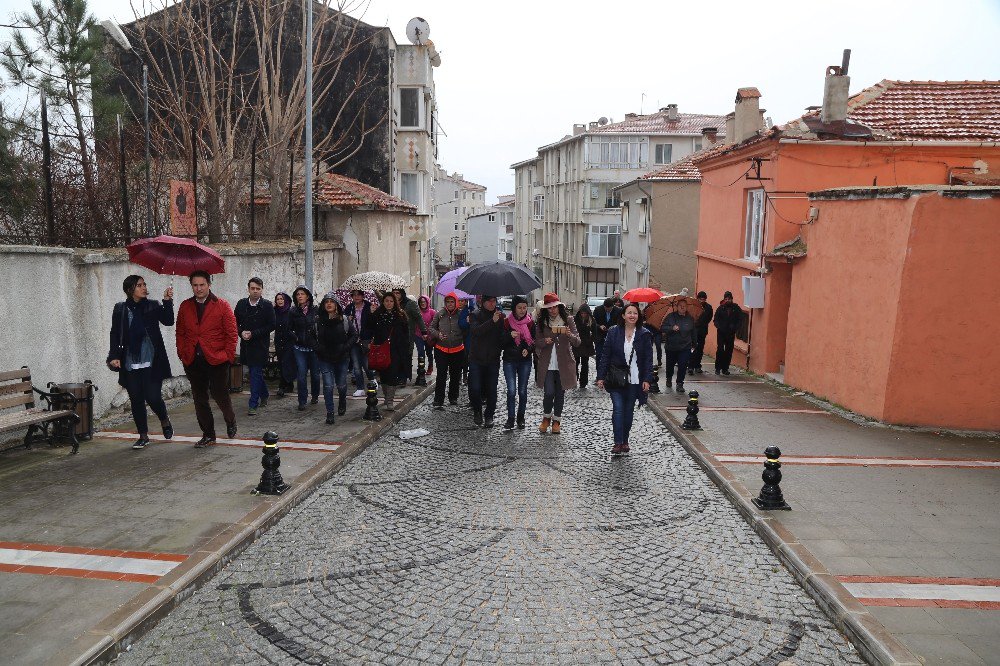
[
  {"left": 623, "top": 287, "right": 663, "bottom": 303},
  {"left": 127, "top": 235, "right": 225, "bottom": 277}
]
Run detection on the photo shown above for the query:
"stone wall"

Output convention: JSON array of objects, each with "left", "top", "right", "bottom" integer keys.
[{"left": 0, "top": 241, "right": 342, "bottom": 423}]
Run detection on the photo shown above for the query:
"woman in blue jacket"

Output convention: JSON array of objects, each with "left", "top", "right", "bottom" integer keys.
[{"left": 596, "top": 303, "right": 653, "bottom": 455}]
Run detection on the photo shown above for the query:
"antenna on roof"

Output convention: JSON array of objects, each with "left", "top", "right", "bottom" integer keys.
[
  {"left": 406, "top": 17, "right": 430, "bottom": 45},
  {"left": 598, "top": 117, "right": 609, "bottom": 126}
]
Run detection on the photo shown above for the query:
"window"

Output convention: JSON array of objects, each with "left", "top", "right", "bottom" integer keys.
[
  {"left": 605, "top": 188, "right": 621, "bottom": 209},
  {"left": 654, "top": 143, "right": 673, "bottom": 165},
  {"left": 694, "top": 141, "right": 703, "bottom": 152},
  {"left": 462, "top": 191, "right": 467, "bottom": 199},
  {"left": 532, "top": 195, "right": 545, "bottom": 220},
  {"left": 585, "top": 224, "right": 621, "bottom": 257},
  {"left": 735, "top": 308, "right": 750, "bottom": 343},
  {"left": 454, "top": 190, "right": 459, "bottom": 198},
  {"left": 587, "top": 136, "right": 648, "bottom": 168},
  {"left": 584, "top": 268, "right": 618, "bottom": 298},
  {"left": 400, "top": 172, "right": 420, "bottom": 207},
  {"left": 400, "top": 88, "right": 421, "bottom": 127},
  {"left": 454, "top": 223, "right": 458, "bottom": 231},
  {"left": 639, "top": 200, "right": 649, "bottom": 234},
  {"left": 744, "top": 189, "right": 765, "bottom": 261},
  {"left": 462, "top": 207, "right": 466, "bottom": 216},
  {"left": 454, "top": 207, "right": 458, "bottom": 215}
]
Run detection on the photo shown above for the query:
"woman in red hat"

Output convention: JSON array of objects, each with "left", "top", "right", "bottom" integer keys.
[{"left": 534, "top": 293, "right": 580, "bottom": 434}]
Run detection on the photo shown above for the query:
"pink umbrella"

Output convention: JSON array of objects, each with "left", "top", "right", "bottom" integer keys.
[
  {"left": 436, "top": 266, "right": 474, "bottom": 299},
  {"left": 127, "top": 235, "right": 225, "bottom": 277}
]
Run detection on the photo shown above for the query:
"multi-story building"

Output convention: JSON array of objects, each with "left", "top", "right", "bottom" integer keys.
[
  {"left": 465, "top": 195, "right": 514, "bottom": 265},
  {"left": 511, "top": 105, "right": 726, "bottom": 307},
  {"left": 429, "top": 169, "right": 487, "bottom": 272}
]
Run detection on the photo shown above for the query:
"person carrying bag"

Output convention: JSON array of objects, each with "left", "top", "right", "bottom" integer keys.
[{"left": 597, "top": 303, "right": 653, "bottom": 456}]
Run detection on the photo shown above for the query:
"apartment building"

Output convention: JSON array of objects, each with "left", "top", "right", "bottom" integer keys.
[{"left": 430, "top": 169, "right": 487, "bottom": 272}]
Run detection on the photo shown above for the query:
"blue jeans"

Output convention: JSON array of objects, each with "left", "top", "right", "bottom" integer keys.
[
  {"left": 318, "top": 358, "right": 349, "bottom": 413},
  {"left": 350, "top": 343, "right": 372, "bottom": 389},
  {"left": 294, "top": 347, "right": 320, "bottom": 406},
  {"left": 503, "top": 360, "right": 532, "bottom": 421},
  {"left": 247, "top": 365, "right": 268, "bottom": 408},
  {"left": 610, "top": 384, "right": 643, "bottom": 445},
  {"left": 414, "top": 334, "right": 428, "bottom": 364},
  {"left": 469, "top": 361, "right": 500, "bottom": 418}
]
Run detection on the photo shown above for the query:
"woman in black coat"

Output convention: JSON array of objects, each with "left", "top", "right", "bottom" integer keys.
[
  {"left": 573, "top": 304, "right": 599, "bottom": 388},
  {"left": 370, "top": 292, "right": 410, "bottom": 411},
  {"left": 106, "top": 275, "right": 175, "bottom": 449},
  {"left": 315, "top": 294, "right": 358, "bottom": 423},
  {"left": 272, "top": 292, "right": 296, "bottom": 396},
  {"left": 288, "top": 286, "right": 321, "bottom": 410}
]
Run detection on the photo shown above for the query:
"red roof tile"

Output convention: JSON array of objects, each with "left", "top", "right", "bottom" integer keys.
[
  {"left": 737, "top": 87, "right": 762, "bottom": 100},
  {"left": 255, "top": 173, "right": 416, "bottom": 213},
  {"left": 589, "top": 110, "right": 728, "bottom": 136},
  {"left": 640, "top": 154, "right": 702, "bottom": 181}
]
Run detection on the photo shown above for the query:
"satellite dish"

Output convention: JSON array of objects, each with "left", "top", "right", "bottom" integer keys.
[
  {"left": 406, "top": 17, "right": 430, "bottom": 45},
  {"left": 598, "top": 117, "right": 609, "bottom": 126}
]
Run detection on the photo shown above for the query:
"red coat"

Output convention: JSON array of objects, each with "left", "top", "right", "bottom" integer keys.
[{"left": 176, "top": 293, "right": 238, "bottom": 366}]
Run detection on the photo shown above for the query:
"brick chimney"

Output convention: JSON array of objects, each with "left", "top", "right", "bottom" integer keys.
[
  {"left": 701, "top": 127, "right": 719, "bottom": 145},
  {"left": 734, "top": 87, "right": 763, "bottom": 143},
  {"left": 821, "top": 49, "right": 852, "bottom": 124},
  {"left": 664, "top": 103, "right": 678, "bottom": 121},
  {"left": 574, "top": 123, "right": 587, "bottom": 135}
]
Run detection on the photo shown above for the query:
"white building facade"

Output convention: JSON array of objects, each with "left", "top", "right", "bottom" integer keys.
[{"left": 430, "top": 169, "right": 487, "bottom": 273}]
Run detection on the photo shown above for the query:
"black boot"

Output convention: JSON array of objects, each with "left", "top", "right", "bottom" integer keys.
[
  {"left": 473, "top": 407, "right": 483, "bottom": 426},
  {"left": 338, "top": 390, "right": 347, "bottom": 416}
]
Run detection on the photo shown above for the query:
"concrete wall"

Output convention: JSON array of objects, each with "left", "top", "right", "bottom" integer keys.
[
  {"left": 648, "top": 180, "right": 700, "bottom": 294},
  {"left": 0, "top": 242, "right": 340, "bottom": 420}
]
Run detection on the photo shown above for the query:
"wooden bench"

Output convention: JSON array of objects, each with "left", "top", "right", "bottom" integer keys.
[{"left": 0, "top": 367, "right": 81, "bottom": 454}]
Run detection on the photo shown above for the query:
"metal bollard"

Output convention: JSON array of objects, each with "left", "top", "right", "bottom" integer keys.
[
  {"left": 362, "top": 378, "right": 382, "bottom": 421},
  {"left": 681, "top": 390, "right": 701, "bottom": 430},
  {"left": 252, "top": 431, "right": 289, "bottom": 496},
  {"left": 649, "top": 366, "right": 661, "bottom": 394},
  {"left": 752, "top": 445, "right": 791, "bottom": 510},
  {"left": 414, "top": 356, "right": 427, "bottom": 387}
]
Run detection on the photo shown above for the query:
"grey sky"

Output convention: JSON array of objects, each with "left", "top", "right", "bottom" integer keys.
[{"left": 3, "top": 0, "right": 999, "bottom": 203}]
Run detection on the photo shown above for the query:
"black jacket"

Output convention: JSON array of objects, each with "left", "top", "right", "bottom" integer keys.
[
  {"left": 661, "top": 312, "right": 698, "bottom": 351},
  {"left": 288, "top": 305, "right": 320, "bottom": 350},
  {"left": 234, "top": 298, "right": 276, "bottom": 367},
  {"left": 573, "top": 314, "right": 598, "bottom": 357},
  {"left": 713, "top": 301, "right": 743, "bottom": 335},
  {"left": 315, "top": 313, "right": 357, "bottom": 363},
  {"left": 468, "top": 307, "right": 507, "bottom": 365},
  {"left": 695, "top": 301, "right": 714, "bottom": 332},
  {"left": 501, "top": 316, "right": 535, "bottom": 364},
  {"left": 592, "top": 305, "right": 622, "bottom": 341},
  {"left": 344, "top": 301, "right": 374, "bottom": 343},
  {"left": 107, "top": 298, "right": 175, "bottom": 388},
  {"left": 371, "top": 308, "right": 410, "bottom": 383}
]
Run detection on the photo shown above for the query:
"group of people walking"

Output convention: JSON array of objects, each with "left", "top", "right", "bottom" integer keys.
[{"left": 107, "top": 269, "right": 742, "bottom": 457}]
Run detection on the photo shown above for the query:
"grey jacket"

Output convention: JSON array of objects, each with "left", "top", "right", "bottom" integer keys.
[
  {"left": 661, "top": 312, "right": 697, "bottom": 351},
  {"left": 429, "top": 308, "right": 465, "bottom": 350}
]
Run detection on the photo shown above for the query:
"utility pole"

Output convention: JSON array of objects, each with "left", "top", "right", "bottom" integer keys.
[
  {"left": 118, "top": 114, "right": 130, "bottom": 243},
  {"left": 250, "top": 132, "right": 257, "bottom": 240},
  {"left": 302, "top": 0, "right": 314, "bottom": 288},
  {"left": 40, "top": 90, "right": 55, "bottom": 244}
]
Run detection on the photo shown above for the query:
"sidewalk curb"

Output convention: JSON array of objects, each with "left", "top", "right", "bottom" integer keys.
[
  {"left": 645, "top": 397, "right": 922, "bottom": 666},
  {"left": 53, "top": 382, "right": 438, "bottom": 666}
]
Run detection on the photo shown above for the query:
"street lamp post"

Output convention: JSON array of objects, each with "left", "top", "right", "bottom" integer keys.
[
  {"left": 101, "top": 19, "right": 153, "bottom": 237},
  {"left": 302, "top": 0, "right": 315, "bottom": 289}
]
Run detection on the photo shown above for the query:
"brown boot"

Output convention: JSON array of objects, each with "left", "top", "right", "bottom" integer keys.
[
  {"left": 383, "top": 385, "right": 396, "bottom": 411},
  {"left": 551, "top": 419, "right": 561, "bottom": 434},
  {"left": 539, "top": 417, "right": 551, "bottom": 433}
]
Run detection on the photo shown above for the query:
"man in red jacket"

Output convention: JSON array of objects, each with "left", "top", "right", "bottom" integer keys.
[{"left": 176, "top": 270, "right": 238, "bottom": 447}]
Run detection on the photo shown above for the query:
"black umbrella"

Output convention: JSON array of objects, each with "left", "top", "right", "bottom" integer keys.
[{"left": 455, "top": 261, "right": 542, "bottom": 297}]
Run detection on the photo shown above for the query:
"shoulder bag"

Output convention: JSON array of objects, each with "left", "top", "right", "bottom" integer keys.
[
  {"left": 604, "top": 343, "right": 635, "bottom": 390},
  {"left": 368, "top": 331, "right": 392, "bottom": 371}
]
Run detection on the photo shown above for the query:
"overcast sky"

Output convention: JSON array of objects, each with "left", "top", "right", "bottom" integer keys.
[{"left": 3, "top": 0, "right": 999, "bottom": 202}]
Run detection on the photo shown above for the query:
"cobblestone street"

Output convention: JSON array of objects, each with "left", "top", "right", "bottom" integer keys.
[{"left": 119, "top": 380, "right": 862, "bottom": 665}]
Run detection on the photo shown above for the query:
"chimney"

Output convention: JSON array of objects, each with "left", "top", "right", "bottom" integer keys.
[
  {"left": 587, "top": 121, "right": 598, "bottom": 131},
  {"left": 625, "top": 112, "right": 638, "bottom": 119},
  {"left": 701, "top": 127, "right": 719, "bottom": 145},
  {"left": 821, "top": 49, "right": 852, "bottom": 124},
  {"left": 574, "top": 123, "right": 587, "bottom": 135},
  {"left": 733, "top": 87, "right": 763, "bottom": 143},
  {"left": 724, "top": 112, "right": 735, "bottom": 144},
  {"left": 665, "top": 103, "right": 678, "bottom": 121}
]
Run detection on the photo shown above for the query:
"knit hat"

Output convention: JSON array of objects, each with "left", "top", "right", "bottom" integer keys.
[
  {"left": 723, "top": 291, "right": 734, "bottom": 300},
  {"left": 541, "top": 292, "right": 563, "bottom": 308}
]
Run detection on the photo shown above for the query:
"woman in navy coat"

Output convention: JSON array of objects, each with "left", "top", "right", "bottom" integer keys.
[
  {"left": 596, "top": 303, "right": 654, "bottom": 455},
  {"left": 107, "top": 275, "right": 175, "bottom": 449}
]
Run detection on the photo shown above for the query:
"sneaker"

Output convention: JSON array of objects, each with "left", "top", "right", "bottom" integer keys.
[
  {"left": 132, "top": 436, "right": 150, "bottom": 450},
  {"left": 247, "top": 407, "right": 258, "bottom": 416},
  {"left": 194, "top": 435, "right": 214, "bottom": 448},
  {"left": 353, "top": 389, "right": 365, "bottom": 398},
  {"left": 503, "top": 418, "right": 515, "bottom": 430},
  {"left": 260, "top": 397, "right": 269, "bottom": 408},
  {"left": 432, "top": 402, "right": 444, "bottom": 410},
  {"left": 325, "top": 413, "right": 336, "bottom": 425},
  {"left": 227, "top": 423, "right": 238, "bottom": 438}
]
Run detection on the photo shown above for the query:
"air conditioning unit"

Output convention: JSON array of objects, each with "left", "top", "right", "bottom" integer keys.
[{"left": 742, "top": 275, "right": 765, "bottom": 308}]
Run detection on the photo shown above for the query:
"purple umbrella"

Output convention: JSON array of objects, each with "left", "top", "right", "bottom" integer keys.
[{"left": 436, "top": 267, "right": 475, "bottom": 299}]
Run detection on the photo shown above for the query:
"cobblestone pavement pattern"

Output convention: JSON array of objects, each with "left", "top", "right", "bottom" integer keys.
[{"left": 119, "top": 381, "right": 862, "bottom": 665}]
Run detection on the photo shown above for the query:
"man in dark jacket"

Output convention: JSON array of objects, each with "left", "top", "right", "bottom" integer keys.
[
  {"left": 713, "top": 291, "right": 743, "bottom": 375},
  {"left": 345, "top": 290, "right": 374, "bottom": 396},
  {"left": 661, "top": 299, "right": 697, "bottom": 393},
  {"left": 468, "top": 295, "right": 506, "bottom": 427},
  {"left": 689, "top": 291, "right": 714, "bottom": 375},
  {"left": 234, "top": 277, "right": 276, "bottom": 416},
  {"left": 592, "top": 297, "right": 622, "bottom": 380}
]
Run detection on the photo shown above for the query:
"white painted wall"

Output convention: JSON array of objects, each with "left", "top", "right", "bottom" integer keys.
[{"left": 0, "top": 242, "right": 340, "bottom": 420}]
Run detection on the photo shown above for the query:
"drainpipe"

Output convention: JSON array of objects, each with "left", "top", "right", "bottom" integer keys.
[{"left": 636, "top": 180, "right": 654, "bottom": 287}]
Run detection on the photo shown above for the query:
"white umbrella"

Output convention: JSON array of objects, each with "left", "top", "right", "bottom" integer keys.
[{"left": 339, "top": 271, "right": 408, "bottom": 292}]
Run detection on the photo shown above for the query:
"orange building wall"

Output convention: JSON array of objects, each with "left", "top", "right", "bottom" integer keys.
[{"left": 696, "top": 141, "right": 1000, "bottom": 375}]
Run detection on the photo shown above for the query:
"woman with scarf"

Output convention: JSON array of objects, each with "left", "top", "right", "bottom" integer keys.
[
  {"left": 416, "top": 295, "right": 436, "bottom": 375},
  {"left": 573, "top": 304, "right": 598, "bottom": 388},
  {"left": 315, "top": 294, "right": 357, "bottom": 424},
  {"left": 534, "top": 293, "right": 581, "bottom": 434},
  {"left": 288, "top": 286, "right": 321, "bottom": 411},
  {"left": 501, "top": 296, "right": 535, "bottom": 430},
  {"left": 272, "top": 292, "right": 297, "bottom": 397},
  {"left": 597, "top": 303, "right": 654, "bottom": 455},
  {"left": 370, "top": 292, "right": 410, "bottom": 411},
  {"left": 106, "top": 275, "right": 175, "bottom": 450}
]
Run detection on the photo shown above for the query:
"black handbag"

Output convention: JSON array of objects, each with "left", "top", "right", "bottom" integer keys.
[{"left": 604, "top": 346, "right": 635, "bottom": 390}]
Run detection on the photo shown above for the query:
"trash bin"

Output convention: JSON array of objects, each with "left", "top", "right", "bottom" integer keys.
[
  {"left": 228, "top": 355, "right": 244, "bottom": 393},
  {"left": 48, "top": 380, "right": 97, "bottom": 441}
]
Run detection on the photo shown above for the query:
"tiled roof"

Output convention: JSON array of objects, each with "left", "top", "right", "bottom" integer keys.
[
  {"left": 737, "top": 87, "right": 762, "bottom": 99},
  {"left": 640, "top": 154, "right": 702, "bottom": 181},
  {"left": 254, "top": 173, "right": 416, "bottom": 213},
  {"left": 457, "top": 179, "right": 487, "bottom": 191},
  {"left": 589, "top": 110, "right": 728, "bottom": 136}
]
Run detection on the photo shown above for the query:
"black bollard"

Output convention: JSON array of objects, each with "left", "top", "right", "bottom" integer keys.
[
  {"left": 649, "top": 366, "right": 661, "bottom": 394},
  {"left": 252, "top": 431, "right": 289, "bottom": 495},
  {"left": 681, "top": 390, "right": 701, "bottom": 430},
  {"left": 414, "top": 356, "right": 427, "bottom": 387},
  {"left": 362, "top": 378, "right": 382, "bottom": 421},
  {"left": 752, "top": 445, "right": 791, "bottom": 510}
]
